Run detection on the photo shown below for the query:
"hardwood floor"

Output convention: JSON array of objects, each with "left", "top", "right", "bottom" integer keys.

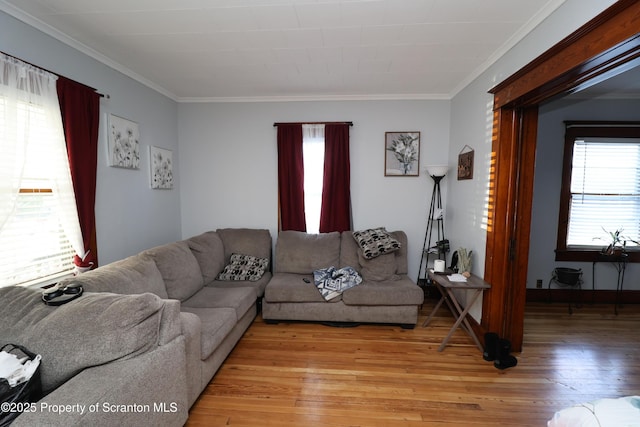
[{"left": 186, "top": 301, "right": 640, "bottom": 426}]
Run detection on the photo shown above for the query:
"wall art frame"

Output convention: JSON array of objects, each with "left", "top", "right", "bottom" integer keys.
[
  {"left": 457, "top": 145, "right": 474, "bottom": 180},
  {"left": 108, "top": 114, "right": 140, "bottom": 169},
  {"left": 384, "top": 131, "right": 420, "bottom": 176},
  {"left": 149, "top": 146, "right": 173, "bottom": 189}
]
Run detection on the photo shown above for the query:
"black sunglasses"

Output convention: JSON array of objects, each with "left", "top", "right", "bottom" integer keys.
[{"left": 42, "top": 283, "right": 84, "bottom": 306}]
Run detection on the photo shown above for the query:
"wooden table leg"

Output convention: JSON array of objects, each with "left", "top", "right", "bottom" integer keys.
[
  {"left": 422, "top": 283, "right": 447, "bottom": 327},
  {"left": 437, "top": 289, "right": 484, "bottom": 352}
]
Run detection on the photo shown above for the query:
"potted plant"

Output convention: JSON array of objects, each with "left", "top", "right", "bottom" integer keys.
[{"left": 595, "top": 227, "right": 639, "bottom": 255}]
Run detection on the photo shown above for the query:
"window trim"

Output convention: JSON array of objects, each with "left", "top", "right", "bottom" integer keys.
[{"left": 556, "top": 121, "right": 640, "bottom": 262}]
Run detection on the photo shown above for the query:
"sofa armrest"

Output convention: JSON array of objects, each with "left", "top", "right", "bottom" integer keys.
[
  {"left": 158, "top": 299, "right": 182, "bottom": 345},
  {"left": 179, "top": 311, "right": 203, "bottom": 406},
  {"left": 13, "top": 336, "right": 188, "bottom": 427}
]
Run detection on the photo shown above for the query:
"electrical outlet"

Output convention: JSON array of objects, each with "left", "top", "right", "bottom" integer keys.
[{"left": 536, "top": 279, "right": 543, "bottom": 289}]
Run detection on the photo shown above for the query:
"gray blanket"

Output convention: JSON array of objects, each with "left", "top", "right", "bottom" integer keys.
[{"left": 313, "top": 266, "right": 362, "bottom": 301}]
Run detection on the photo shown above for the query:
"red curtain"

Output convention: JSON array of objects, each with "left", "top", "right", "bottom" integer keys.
[
  {"left": 319, "top": 124, "right": 352, "bottom": 233},
  {"left": 57, "top": 76, "right": 100, "bottom": 268},
  {"left": 277, "top": 124, "right": 306, "bottom": 231}
]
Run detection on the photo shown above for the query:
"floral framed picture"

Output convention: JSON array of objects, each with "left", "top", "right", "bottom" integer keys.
[
  {"left": 108, "top": 114, "right": 140, "bottom": 169},
  {"left": 384, "top": 131, "right": 420, "bottom": 176},
  {"left": 149, "top": 146, "right": 173, "bottom": 189}
]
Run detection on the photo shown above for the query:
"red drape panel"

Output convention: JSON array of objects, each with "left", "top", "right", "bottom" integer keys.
[
  {"left": 319, "top": 124, "right": 352, "bottom": 233},
  {"left": 277, "top": 124, "right": 306, "bottom": 231},
  {"left": 57, "top": 76, "right": 100, "bottom": 268}
]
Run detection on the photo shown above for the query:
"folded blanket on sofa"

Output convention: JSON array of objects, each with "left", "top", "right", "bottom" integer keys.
[{"left": 313, "top": 266, "right": 362, "bottom": 301}]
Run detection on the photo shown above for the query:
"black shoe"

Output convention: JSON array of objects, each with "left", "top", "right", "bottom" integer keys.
[
  {"left": 483, "top": 332, "right": 499, "bottom": 361},
  {"left": 494, "top": 338, "right": 518, "bottom": 369}
]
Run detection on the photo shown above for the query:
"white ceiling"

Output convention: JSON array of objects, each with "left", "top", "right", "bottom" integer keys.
[{"left": 1, "top": 0, "right": 567, "bottom": 101}]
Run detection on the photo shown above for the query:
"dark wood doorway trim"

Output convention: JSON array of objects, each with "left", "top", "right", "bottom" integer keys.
[{"left": 483, "top": 0, "right": 640, "bottom": 351}]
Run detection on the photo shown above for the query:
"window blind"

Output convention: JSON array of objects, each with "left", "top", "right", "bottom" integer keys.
[
  {"left": 0, "top": 190, "right": 76, "bottom": 287},
  {"left": 0, "top": 97, "right": 76, "bottom": 287},
  {"left": 567, "top": 138, "right": 640, "bottom": 247}
]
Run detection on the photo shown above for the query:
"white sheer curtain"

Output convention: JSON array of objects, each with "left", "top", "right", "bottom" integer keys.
[
  {"left": 0, "top": 53, "right": 86, "bottom": 261},
  {"left": 302, "top": 124, "right": 325, "bottom": 234}
]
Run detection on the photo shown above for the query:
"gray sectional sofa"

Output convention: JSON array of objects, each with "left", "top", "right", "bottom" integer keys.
[
  {"left": 1, "top": 227, "right": 421, "bottom": 426},
  {"left": 0, "top": 228, "right": 271, "bottom": 427},
  {"left": 262, "top": 230, "right": 424, "bottom": 328},
  {"left": 1, "top": 287, "right": 188, "bottom": 427}
]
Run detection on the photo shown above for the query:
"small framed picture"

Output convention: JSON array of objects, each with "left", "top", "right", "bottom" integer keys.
[
  {"left": 385, "top": 131, "right": 420, "bottom": 176},
  {"left": 149, "top": 146, "right": 173, "bottom": 189},
  {"left": 108, "top": 114, "right": 140, "bottom": 169},
  {"left": 457, "top": 146, "right": 474, "bottom": 180}
]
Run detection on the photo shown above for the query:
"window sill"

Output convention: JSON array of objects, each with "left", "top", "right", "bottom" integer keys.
[
  {"left": 555, "top": 249, "right": 640, "bottom": 263},
  {"left": 21, "top": 271, "right": 75, "bottom": 290}
]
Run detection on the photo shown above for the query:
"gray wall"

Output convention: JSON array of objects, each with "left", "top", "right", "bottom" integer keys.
[
  {"left": 0, "top": 11, "right": 182, "bottom": 265},
  {"left": 178, "top": 100, "right": 451, "bottom": 281},
  {"left": 1, "top": 0, "right": 624, "bottom": 301},
  {"left": 447, "top": 0, "right": 617, "bottom": 319}
]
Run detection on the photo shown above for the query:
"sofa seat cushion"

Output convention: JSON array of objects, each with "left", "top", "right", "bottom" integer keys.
[
  {"left": 145, "top": 241, "right": 204, "bottom": 302},
  {"left": 187, "top": 231, "right": 226, "bottom": 283},
  {"left": 180, "top": 307, "right": 236, "bottom": 360},
  {"left": 275, "top": 231, "right": 340, "bottom": 273},
  {"left": 182, "top": 286, "right": 256, "bottom": 321},
  {"left": 0, "top": 287, "right": 165, "bottom": 393},
  {"left": 208, "top": 272, "right": 272, "bottom": 298},
  {"left": 265, "top": 273, "right": 338, "bottom": 303},
  {"left": 59, "top": 253, "right": 168, "bottom": 299},
  {"left": 341, "top": 277, "right": 424, "bottom": 306}
]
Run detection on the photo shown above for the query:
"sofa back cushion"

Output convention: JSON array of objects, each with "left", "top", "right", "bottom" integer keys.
[
  {"left": 389, "top": 230, "right": 409, "bottom": 275},
  {"left": 59, "top": 253, "right": 168, "bottom": 299},
  {"left": 144, "top": 241, "right": 204, "bottom": 301},
  {"left": 275, "top": 231, "right": 340, "bottom": 273},
  {"left": 217, "top": 228, "right": 272, "bottom": 262},
  {"left": 340, "top": 230, "right": 409, "bottom": 276},
  {"left": 187, "top": 231, "right": 226, "bottom": 284},
  {"left": 0, "top": 286, "right": 165, "bottom": 393}
]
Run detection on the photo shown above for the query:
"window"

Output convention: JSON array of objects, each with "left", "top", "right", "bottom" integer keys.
[
  {"left": 277, "top": 122, "right": 351, "bottom": 233},
  {"left": 0, "top": 55, "right": 83, "bottom": 288},
  {"left": 556, "top": 122, "right": 640, "bottom": 262},
  {"left": 302, "top": 124, "right": 325, "bottom": 234}
]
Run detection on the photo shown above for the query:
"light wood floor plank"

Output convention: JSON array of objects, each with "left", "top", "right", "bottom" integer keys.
[{"left": 187, "top": 301, "right": 640, "bottom": 426}]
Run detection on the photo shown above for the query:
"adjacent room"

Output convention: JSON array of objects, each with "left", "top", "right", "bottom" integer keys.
[{"left": 1, "top": 0, "right": 639, "bottom": 426}]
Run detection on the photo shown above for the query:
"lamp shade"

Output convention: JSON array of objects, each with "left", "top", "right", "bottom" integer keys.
[{"left": 426, "top": 165, "right": 448, "bottom": 177}]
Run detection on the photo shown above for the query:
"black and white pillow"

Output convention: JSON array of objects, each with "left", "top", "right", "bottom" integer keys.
[
  {"left": 216, "top": 253, "right": 269, "bottom": 281},
  {"left": 352, "top": 227, "right": 401, "bottom": 260}
]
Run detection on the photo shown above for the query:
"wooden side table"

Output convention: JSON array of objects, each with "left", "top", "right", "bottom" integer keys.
[{"left": 423, "top": 271, "right": 491, "bottom": 352}]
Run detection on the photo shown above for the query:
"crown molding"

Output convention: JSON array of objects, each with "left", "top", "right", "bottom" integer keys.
[
  {"left": 0, "top": 0, "right": 179, "bottom": 101},
  {"left": 178, "top": 93, "right": 451, "bottom": 103},
  {"left": 449, "top": 0, "right": 567, "bottom": 98}
]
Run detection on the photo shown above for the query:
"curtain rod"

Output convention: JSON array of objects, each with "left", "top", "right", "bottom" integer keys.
[
  {"left": 273, "top": 121, "right": 353, "bottom": 127},
  {"left": 1, "top": 50, "right": 110, "bottom": 99}
]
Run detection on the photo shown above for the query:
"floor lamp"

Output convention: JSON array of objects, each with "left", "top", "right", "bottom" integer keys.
[{"left": 418, "top": 165, "right": 449, "bottom": 289}]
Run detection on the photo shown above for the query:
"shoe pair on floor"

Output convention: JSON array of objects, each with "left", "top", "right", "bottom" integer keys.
[{"left": 483, "top": 332, "right": 518, "bottom": 369}]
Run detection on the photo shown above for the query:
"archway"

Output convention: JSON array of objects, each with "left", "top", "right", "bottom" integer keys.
[{"left": 482, "top": 0, "right": 640, "bottom": 351}]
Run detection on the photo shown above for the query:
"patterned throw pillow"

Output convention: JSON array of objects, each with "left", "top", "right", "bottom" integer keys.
[
  {"left": 352, "top": 227, "right": 401, "bottom": 260},
  {"left": 216, "top": 253, "right": 269, "bottom": 281}
]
